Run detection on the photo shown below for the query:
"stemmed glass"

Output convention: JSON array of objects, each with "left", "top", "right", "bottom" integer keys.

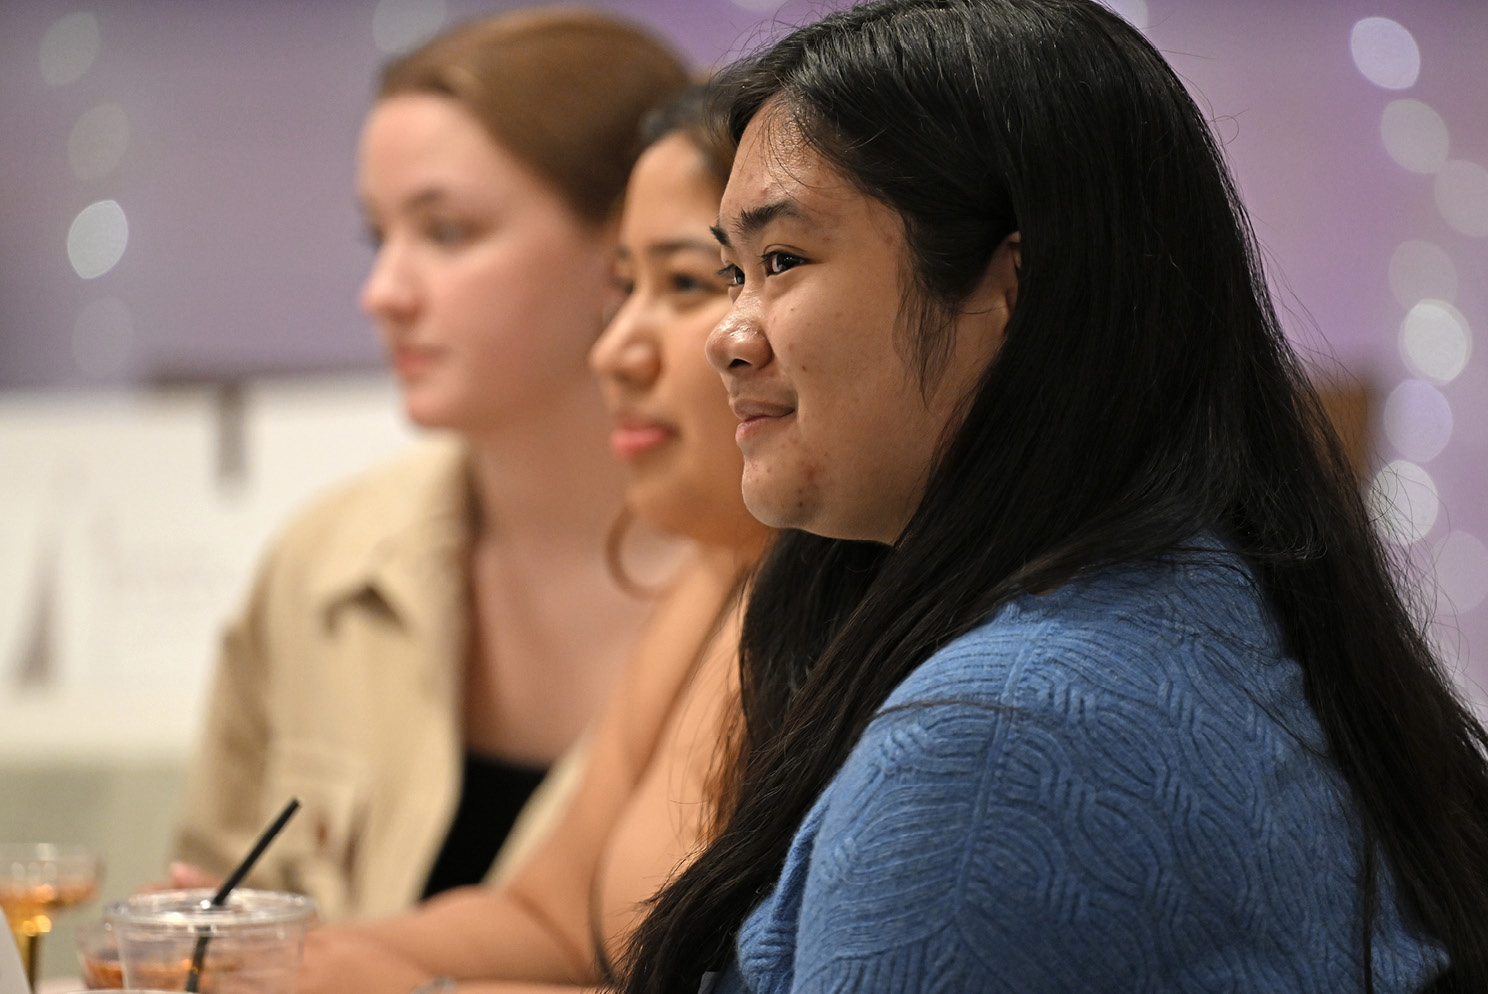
[{"left": 0, "top": 844, "right": 104, "bottom": 989}]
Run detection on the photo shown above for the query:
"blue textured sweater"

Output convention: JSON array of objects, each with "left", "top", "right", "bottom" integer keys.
[{"left": 710, "top": 550, "right": 1447, "bottom": 993}]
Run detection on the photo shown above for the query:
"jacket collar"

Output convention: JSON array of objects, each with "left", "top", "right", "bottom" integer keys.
[{"left": 305, "top": 437, "right": 474, "bottom": 634}]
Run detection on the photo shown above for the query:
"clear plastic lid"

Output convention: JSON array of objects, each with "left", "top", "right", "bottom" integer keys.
[{"left": 106, "top": 888, "right": 316, "bottom": 936}]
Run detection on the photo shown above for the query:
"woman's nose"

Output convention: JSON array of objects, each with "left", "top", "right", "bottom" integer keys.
[
  {"left": 359, "top": 243, "right": 417, "bottom": 321},
  {"left": 705, "top": 303, "right": 772, "bottom": 374},
  {"left": 590, "top": 294, "right": 661, "bottom": 387}
]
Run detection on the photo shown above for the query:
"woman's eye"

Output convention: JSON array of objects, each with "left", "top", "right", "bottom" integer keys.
[
  {"left": 762, "top": 251, "right": 804, "bottom": 276},
  {"left": 717, "top": 264, "right": 744, "bottom": 287},
  {"left": 670, "top": 271, "right": 728, "bottom": 295},
  {"left": 426, "top": 219, "right": 470, "bottom": 246}
]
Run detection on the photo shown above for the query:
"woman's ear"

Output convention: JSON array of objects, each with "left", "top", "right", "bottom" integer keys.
[
  {"left": 965, "top": 231, "right": 1021, "bottom": 339},
  {"left": 994, "top": 231, "right": 1021, "bottom": 317}
]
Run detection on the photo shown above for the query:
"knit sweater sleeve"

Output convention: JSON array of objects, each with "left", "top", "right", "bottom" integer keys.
[{"left": 730, "top": 584, "right": 1446, "bottom": 994}]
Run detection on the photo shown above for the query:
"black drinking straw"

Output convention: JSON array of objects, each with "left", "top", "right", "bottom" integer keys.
[{"left": 184, "top": 797, "right": 300, "bottom": 994}]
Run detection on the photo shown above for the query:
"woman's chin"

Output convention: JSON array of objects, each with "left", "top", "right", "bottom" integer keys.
[
  {"left": 398, "top": 393, "right": 461, "bottom": 432},
  {"left": 626, "top": 485, "right": 707, "bottom": 545}
]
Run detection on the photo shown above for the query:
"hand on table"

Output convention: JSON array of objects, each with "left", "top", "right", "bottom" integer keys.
[
  {"left": 135, "top": 861, "right": 223, "bottom": 894},
  {"left": 168, "top": 862, "right": 223, "bottom": 890}
]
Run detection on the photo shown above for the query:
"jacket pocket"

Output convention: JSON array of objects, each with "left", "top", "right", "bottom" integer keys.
[{"left": 262, "top": 738, "right": 369, "bottom": 910}]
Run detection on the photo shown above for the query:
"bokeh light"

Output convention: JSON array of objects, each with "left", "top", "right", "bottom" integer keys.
[
  {"left": 1436, "top": 531, "right": 1488, "bottom": 614},
  {"left": 1399, "top": 299, "right": 1472, "bottom": 384},
  {"left": 66, "top": 200, "right": 130, "bottom": 280},
  {"left": 1382, "top": 379, "right": 1453, "bottom": 463},
  {"left": 72, "top": 297, "right": 135, "bottom": 378},
  {"left": 1369, "top": 459, "right": 1440, "bottom": 545},
  {"left": 1349, "top": 17, "right": 1420, "bottom": 91},
  {"left": 39, "top": 12, "right": 101, "bottom": 86},
  {"left": 1389, "top": 240, "right": 1458, "bottom": 307},
  {"left": 372, "top": 0, "right": 448, "bottom": 54},
  {"left": 68, "top": 103, "right": 130, "bottom": 182},
  {"left": 1434, "top": 159, "right": 1488, "bottom": 238},
  {"left": 1380, "top": 99, "right": 1449, "bottom": 175}
]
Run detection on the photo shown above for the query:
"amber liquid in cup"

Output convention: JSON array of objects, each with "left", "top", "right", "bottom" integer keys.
[
  {"left": 107, "top": 888, "right": 316, "bottom": 994},
  {"left": 76, "top": 917, "right": 124, "bottom": 989}
]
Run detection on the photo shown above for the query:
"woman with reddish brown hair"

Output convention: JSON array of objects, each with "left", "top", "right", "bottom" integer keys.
[{"left": 171, "top": 8, "right": 688, "bottom": 922}]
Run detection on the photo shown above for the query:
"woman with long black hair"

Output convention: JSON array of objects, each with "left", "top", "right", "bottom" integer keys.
[{"left": 620, "top": 1, "right": 1488, "bottom": 991}]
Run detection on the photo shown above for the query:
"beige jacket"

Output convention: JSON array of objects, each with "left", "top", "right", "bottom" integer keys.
[{"left": 174, "top": 437, "right": 579, "bottom": 921}]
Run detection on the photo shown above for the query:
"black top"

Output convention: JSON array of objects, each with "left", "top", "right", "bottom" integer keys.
[{"left": 421, "top": 750, "right": 548, "bottom": 899}]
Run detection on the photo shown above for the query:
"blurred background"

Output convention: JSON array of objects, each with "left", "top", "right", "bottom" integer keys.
[{"left": 2, "top": 0, "right": 1485, "bottom": 980}]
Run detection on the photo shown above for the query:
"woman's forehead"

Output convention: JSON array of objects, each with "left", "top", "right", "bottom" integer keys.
[{"left": 720, "top": 108, "right": 903, "bottom": 251}]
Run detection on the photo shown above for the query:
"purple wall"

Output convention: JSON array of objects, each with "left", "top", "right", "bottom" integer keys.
[
  {"left": 0, "top": 0, "right": 838, "bottom": 388},
  {"left": 2, "top": 0, "right": 1485, "bottom": 690}
]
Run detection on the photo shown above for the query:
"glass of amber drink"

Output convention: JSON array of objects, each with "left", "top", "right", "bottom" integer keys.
[
  {"left": 107, "top": 889, "right": 316, "bottom": 994},
  {"left": 76, "top": 915, "right": 124, "bottom": 988},
  {"left": 0, "top": 843, "right": 104, "bottom": 989}
]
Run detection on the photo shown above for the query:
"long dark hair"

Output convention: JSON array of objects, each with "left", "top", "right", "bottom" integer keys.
[{"left": 620, "top": 1, "right": 1488, "bottom": 991}]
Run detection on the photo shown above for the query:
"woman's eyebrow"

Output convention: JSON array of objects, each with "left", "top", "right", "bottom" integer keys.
[
  {"left": 644, "top": 238, "right": 721, "bottom": 258},
  {"left": 712, "top": 198, "right": 807, "bottom": 248}
]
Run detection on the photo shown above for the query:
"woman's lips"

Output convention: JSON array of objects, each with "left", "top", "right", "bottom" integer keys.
[
  {"left": 729, "top": 398, "right": 795, "bottom": 444},
  {"left": 392, "top": 346, "right": 438, "bottom": 379},
  {"left": 609, "top": 422, "right": 674, "bottom": 459}
]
